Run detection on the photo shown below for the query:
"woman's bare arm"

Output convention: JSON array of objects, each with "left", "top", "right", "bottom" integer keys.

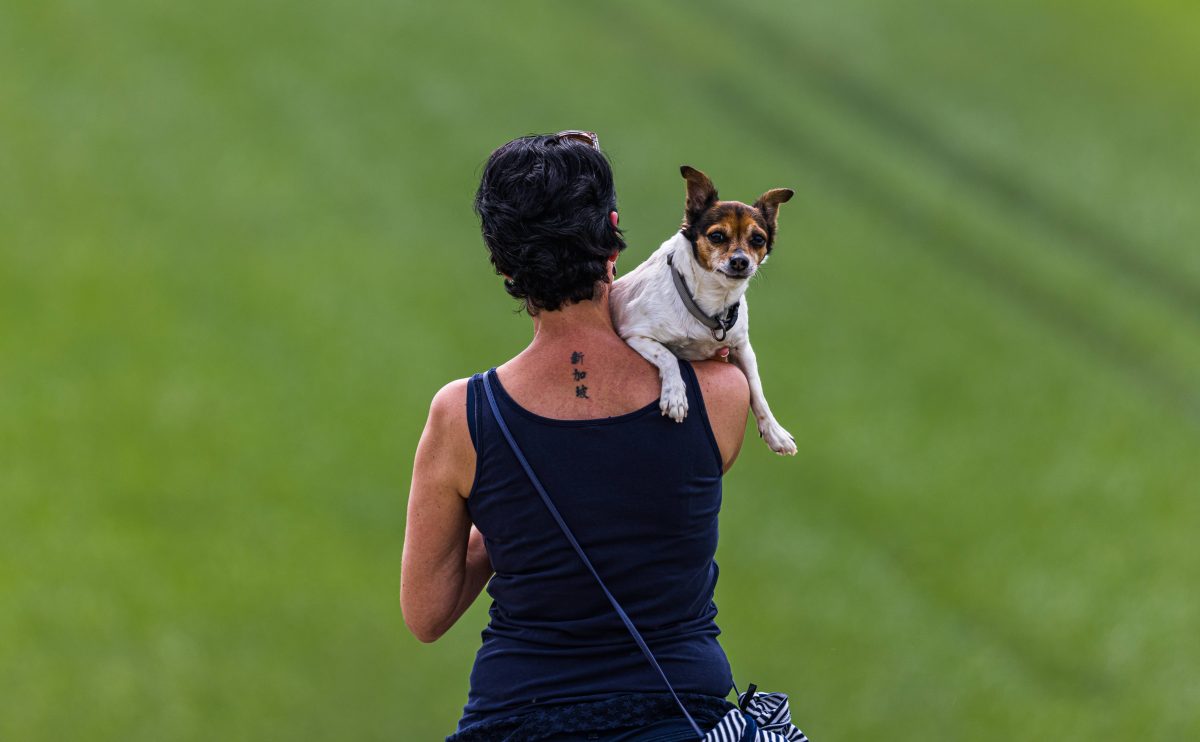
[{"left": 400, "top": 380, "right": 493, "bottom": 642}]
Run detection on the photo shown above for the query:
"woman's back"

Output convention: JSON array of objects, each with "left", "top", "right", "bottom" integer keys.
[{"left": 459, "top": 356, "right": 733, "bottom": 728}]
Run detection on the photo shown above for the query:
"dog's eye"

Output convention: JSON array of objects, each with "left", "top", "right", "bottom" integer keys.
[
  {"left": 707, "top": 232, "right": 726, "bottom": 244},
  {"left": 749, "top": 233, "right": 766, "bottom": 247}
]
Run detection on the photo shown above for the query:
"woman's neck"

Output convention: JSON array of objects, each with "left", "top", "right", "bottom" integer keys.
[
  {"left": 528, "top": 293, "right": 617, "bottom": 349},
  {"left": 500, "top": 286, "right": 660, "bottom": 419}
]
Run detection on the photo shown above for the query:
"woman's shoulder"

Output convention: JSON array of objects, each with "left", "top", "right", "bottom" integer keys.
[
  {"left": 421, "top": 377, "right": 476, "bottom": 497},
  {"left": 690, "top": 360, "right": 749, "bottom": 408},
  {"left": 689, "top": 360, "right": 750, "bottom": 472},
  {"left": 424, "top": 378, "right": 474, "bottom": 443},
  {"left": 428, "top": 377, "right": 472, "bottom": 421}
]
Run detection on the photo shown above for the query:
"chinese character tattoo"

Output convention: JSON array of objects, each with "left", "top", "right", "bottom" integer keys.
[{"left": 570, "top": 352, "right": 588, "bottom": 401}]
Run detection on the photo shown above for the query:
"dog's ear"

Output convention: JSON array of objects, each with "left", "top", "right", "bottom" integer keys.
[
  {"left": 753, "top": 188, "right": 794, "bottom": 232},
  {"left": 680, "top": 165, "right": 718, "bottom": 224}
]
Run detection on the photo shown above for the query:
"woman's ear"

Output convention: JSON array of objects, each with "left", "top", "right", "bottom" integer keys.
[{"left": 610, "top": 211, "right": 619, "bottom": 229}]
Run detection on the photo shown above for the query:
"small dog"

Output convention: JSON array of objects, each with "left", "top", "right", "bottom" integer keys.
[{"left": 611, "top": 165, "right": 796, "bottom": 456}]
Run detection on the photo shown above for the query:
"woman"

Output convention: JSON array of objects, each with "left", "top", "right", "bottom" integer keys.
[{"left": 401, "top": 132, "right": 751, "bottom": 741}]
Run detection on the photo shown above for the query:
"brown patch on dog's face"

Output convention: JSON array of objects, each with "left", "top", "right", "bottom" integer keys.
[{"left": 679, "top": 166, "right": 794, "bottom": 279}]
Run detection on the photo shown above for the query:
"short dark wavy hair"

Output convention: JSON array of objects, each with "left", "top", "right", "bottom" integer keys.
[{"left": 475, "top": 133, "right": 626, "bottom": 313}]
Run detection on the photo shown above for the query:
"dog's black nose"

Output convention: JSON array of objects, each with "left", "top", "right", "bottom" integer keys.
[{"left": 729, "top": 255, "right": 750, "bottom": 273}]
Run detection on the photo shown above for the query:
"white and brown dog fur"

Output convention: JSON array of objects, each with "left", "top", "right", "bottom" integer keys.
[{"left": 611, "top": 166, "right": 796, "bottom": 455}]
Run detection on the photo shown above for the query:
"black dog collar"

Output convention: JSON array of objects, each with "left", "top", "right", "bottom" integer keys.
[{"left": 666, "top": 254, "right": 740, "bottom": 342}]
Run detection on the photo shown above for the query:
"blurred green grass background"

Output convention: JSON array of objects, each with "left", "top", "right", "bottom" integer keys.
[{"left": 3, "top": 0, "right": 1199, "bottom": 739}]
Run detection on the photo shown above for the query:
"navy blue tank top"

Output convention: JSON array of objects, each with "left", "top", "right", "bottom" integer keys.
[{"left": 457, "top": 358, "right": 733, "bottom": 731}]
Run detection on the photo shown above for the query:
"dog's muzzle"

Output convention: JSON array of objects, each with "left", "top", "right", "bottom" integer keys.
[{"left": 722, "top": 251, "right": 754, "bottom": 279}]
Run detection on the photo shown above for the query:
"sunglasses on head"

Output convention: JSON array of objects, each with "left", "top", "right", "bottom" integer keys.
[{"left": 555, "top": 130, "right": 600, "bottom": 149}]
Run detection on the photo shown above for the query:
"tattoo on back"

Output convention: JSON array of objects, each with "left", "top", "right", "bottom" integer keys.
[{"left": 571, "top": 351, "right": 589, "bottom": 400}]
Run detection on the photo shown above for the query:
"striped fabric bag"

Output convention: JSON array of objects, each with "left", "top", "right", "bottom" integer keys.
[{"left": 703, "top": 688, "right": 809, "bottom": 742}]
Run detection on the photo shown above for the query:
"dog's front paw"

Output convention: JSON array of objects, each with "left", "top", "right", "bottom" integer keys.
[
  {"left": 760, "top": 419, "right": 797, "bottom": 456},
  {"left": 659, "top": 377, "right": 689, "bottom": 422}
]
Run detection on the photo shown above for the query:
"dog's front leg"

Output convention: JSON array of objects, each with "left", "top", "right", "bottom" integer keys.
[
  {"left": 730, "top": 341, "right": 796, "bottom": 455},
  {"left": 624, "top": 336, "right": 688, "bottom": 422}
]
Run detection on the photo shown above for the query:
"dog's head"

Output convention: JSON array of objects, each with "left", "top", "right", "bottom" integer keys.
[{"left": 678, "top": 165, "right": 793, "bottom": 280}]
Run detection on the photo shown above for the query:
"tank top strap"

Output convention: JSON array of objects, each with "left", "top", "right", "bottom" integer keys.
[
  {"left": 465, "top": 371, "right": 486, "bottom": 453},
  {"left": 677, "top": 356, "right": 704, "bottom": 411},
  {"left": 677, "top": 358, "right": 724, "bottom": 472},
  {"left": 677, "top": 356, "right": 700, "bottom": 392}
]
